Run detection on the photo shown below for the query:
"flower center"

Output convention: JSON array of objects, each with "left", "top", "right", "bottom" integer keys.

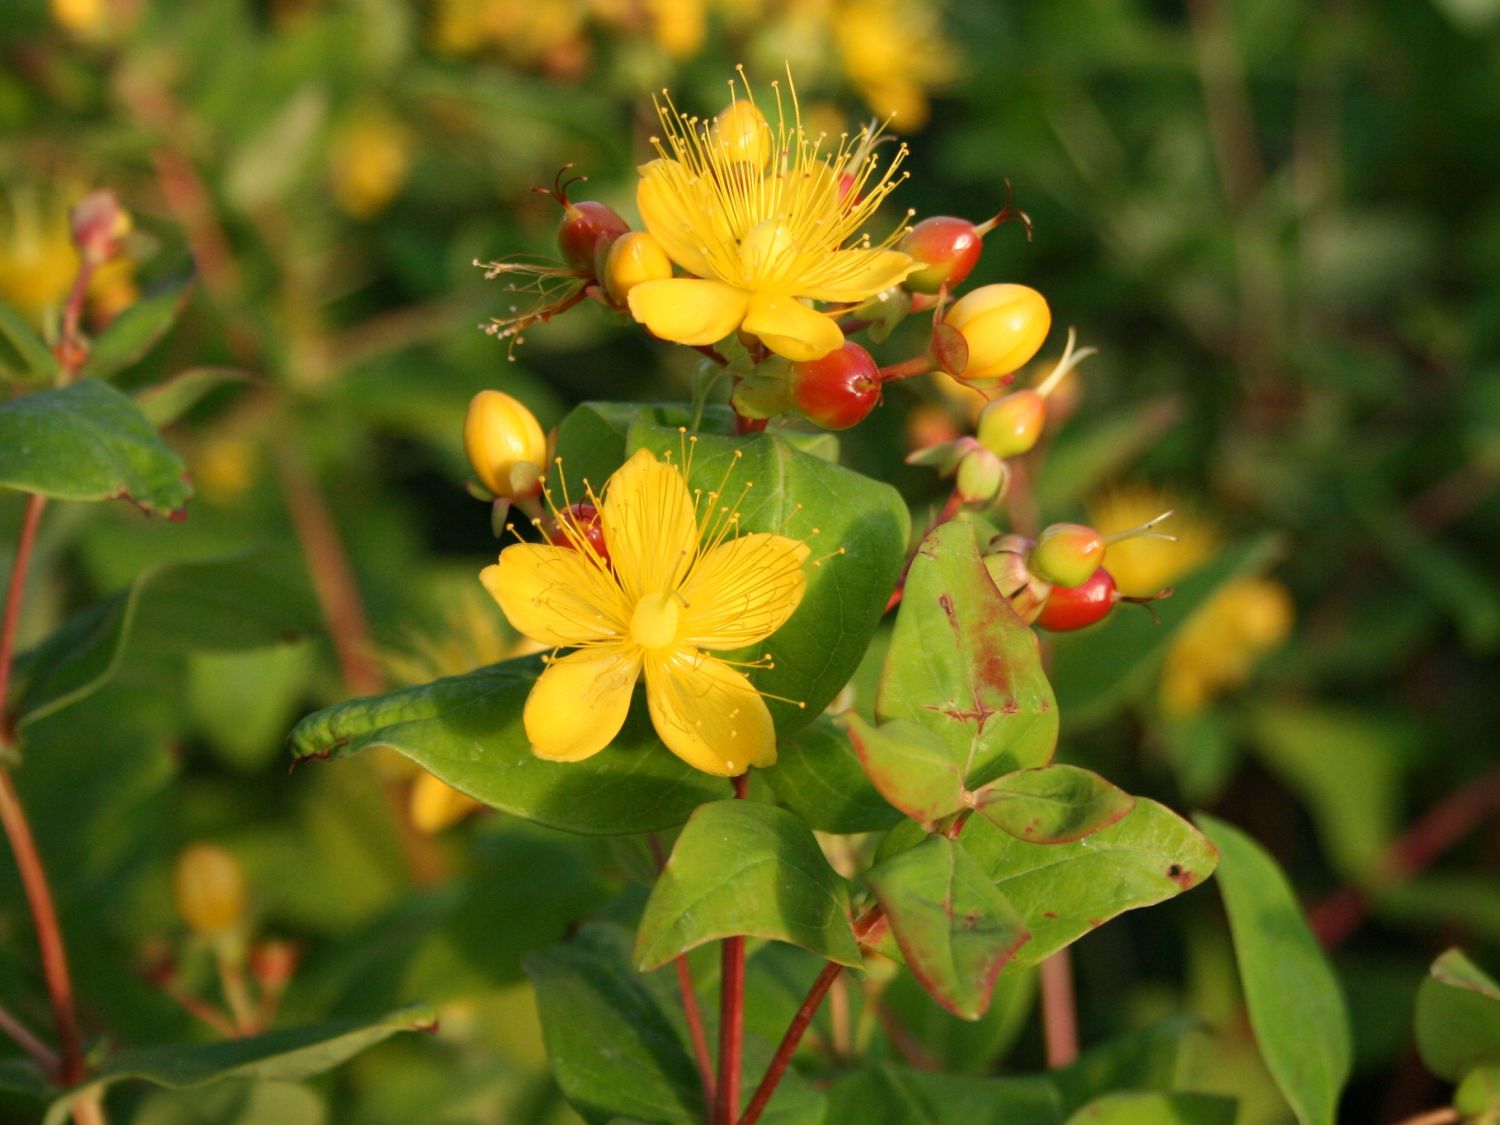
[
  {"left": 738, "top": 219, "right": 797, "bottom": 285},
  {"left": 630, "top": 591, "right": 681, "bottom": 650}
]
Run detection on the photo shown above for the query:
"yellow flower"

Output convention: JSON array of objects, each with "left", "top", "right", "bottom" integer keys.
[
  {"left": 628, "top": 74, "right": 917, "bottom": 363},
  {"left": 1087, "top": 486, "right": 1219, "bottom": 598},
  {"left": 1160, "top": 577, "right": 1294, "bottom": 717},
  {"left": 833, "top": 0, "right": 959, "bottom": 130},
  {"left": 482, "top": 447, "right": 809, "bottom": 776},
  {"left": 328, "top": 113, "right": 411, "bottom": 220}
]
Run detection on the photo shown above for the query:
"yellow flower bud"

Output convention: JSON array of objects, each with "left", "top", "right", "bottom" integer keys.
[
  {"left": 173, "top": 844, "right": 247, "bottom": 937},
  {"left": 713, "top": 100, "right": 772, "bottom": 168},
  {"left": 603, "top": 231, "right": 673, "bottom": 307},
  {"left": 942, "top": 284, "right": 1051, "bottom": 388},
  {"left": 463, "top": 390, "right": 547, "bottom": 500}
]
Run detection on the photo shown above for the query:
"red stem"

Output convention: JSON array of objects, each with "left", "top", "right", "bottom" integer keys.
[
  {"left": 0, "top": 493, "right": 46, "bottom": 742},
  {"left": 715, "top": 936, "right": 745, "bottom": 1125},
  {"left": 876, "top": 356, "right": 936, "bottom": 383},
  {"left": 649, "top": 835, "right": 715, "bottom": 1105},
  {"left": 0, "top": 773, "right": 84, "bottom": 1083},
  {"left": 737, "top": 962, "right": 843, "bottom": 1125},
  {"left": 0, "top": 999, "right": 60, "bottom": 1075},
  {"left": 1308, "top": 764, "right": 1500, "bottom": 948},
  {"left": 1039, "top": 948, "right": 1079, "bottom": 1067}
]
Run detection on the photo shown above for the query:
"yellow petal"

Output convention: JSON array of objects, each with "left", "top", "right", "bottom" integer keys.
[
  {"left": 409, "top": 772, "right": 482, "bottom": 834},
  {"left": 644, "top": 648, "right": 776, "bottom": 776},
  {"left": 524, "top": 646, "right": 643, "bottom": 762},
  {"left": 480, "top": 544, "right": 627, "bottom": 647},
  {"left": 627, "top": 276, "right": 749, "bottom": 347},
  {"left": 636, "top": 159, "right": 720, "bottom": 279},
  {"left": 742, "top": 292, "right": 844, "bottom": 361},
  {"left": 678, "top": 533, "right": 809, "bottom": 649},
  {"left": 600, "top": 448, "right": 699, "bottom": 603},
  {"left": 799, "top": 249, "right": 917, "bottom": 303}
]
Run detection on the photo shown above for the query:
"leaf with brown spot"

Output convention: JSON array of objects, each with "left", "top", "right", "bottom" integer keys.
[
  {"left": 845, "top": 713, "right": 967, "bottom": 823},
  {"left": 973, "top": 764, "right": 1135, "bottom": 843}
]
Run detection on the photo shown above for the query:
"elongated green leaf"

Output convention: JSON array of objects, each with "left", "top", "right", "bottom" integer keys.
[
  {"left": 761, "top": 714, "right": 902, "bottom": 834},
  {"left": 825, "top": 1064, "right": 1062, "bottom": 1125},
  {"left": 1415, "top": 949, "right": 1500, "bottom": 1081},
  {"left": 130, "top": 1080, "right": 324, "bottom": 1125},
  {"left": 974, "top": 765, "right": 1134, "bottom": 844},
  {"left": 44, "top": 1007, "right": 434, "bottom": 1125},
  {"left": 881, "top": 798, "right": 1216, "bottom": 968},
  {"left": 527, "top": 925, "right": 703, "bottom": 1125},
  {"left": 289, "top": 658, "right": 728, "bottom": 835},
  {"left": 80, "top": 273, "right": 194, "bottom": 380},
  {"left": 846, "top": 713, "right": 967, "bottom": 822},
  {"left": 136, "top": 366, "right": 251, "bottom": 427},
  {"left": 1197, "top": 815, "right": 1351, "bottom": 1125},
  {"left": 1049, "top": 536, "right": 1281, "bottom": 730},
  {"left": 878, "top": 519, "right": 1057, "bottom": 789},
  {"left": 629, "top": 421, "right": 909, "bottom": 736},
  {"left": 13, "top": 551, "right": 319, "bottom": 729},
  {"left": 635, "top": 799, "right": 860, "bottom": 970},
  {"left": 1062, "top": 1092, "right": 1236, "bottom": 1124},
  {"left": 866, "top": 834, "right": 1029, "bottom": 1019},
  {"left": 0, "top": 299, "right": 60, "bottom": 382},
  {"left": 0, "top": 379, "right": 191, "bottom": 514}
]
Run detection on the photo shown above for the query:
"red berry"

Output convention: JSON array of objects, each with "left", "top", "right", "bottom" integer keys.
[
  {"left": 1037, "top": 567, "right": 1117, "bottom": 631},
  {"left": 542, "top": 501, "right": 609, "bottom": 562},
  {"left": 558, "top": 201, "right": 631, "bottom": 273},
  {"left": 789, "top": 342, "right": 881, "bottom": 430},
  {"left": 900, "top": 216, "right": 983, "bottom": 295}
]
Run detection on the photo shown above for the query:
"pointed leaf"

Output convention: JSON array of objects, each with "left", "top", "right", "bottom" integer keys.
[
  {"left": 1415, "top": 949, "right": 1500, "bottom": 1081},
  {"left": 0, "top": 379, "right": 191, "bottom": 514},
  {"left": 527, "top": 924, "right": 704, "bottom": 1125},
  {"left": 1197, "top": 814, "right": 1351, "bottom": 1125},
  {"left": 289, "top": 658, "right": 728, "bottom": 835},
  {"left": 881, "top": 798, "right": 1217, "bottom": 968},
  {"left": 80, "top": 272, "right": 194, "bottom": 380},
  {"left": 877, "top": 519, "right": 1057, "bottom": 786},
  {"left": 846, "top": 713, "right": 967, "bottom": 822},
  {"left": 761, "top": 714, "right": 902, "bottom": 834},
  {"left": 44, "top": 1007, "right": 434, "bottom": 1125},
  {"left": 866, "top": 834, "right": 1030, "bottom": 1019},
  {"left": 974, "top": 765, "right": 1135, "bottom": 844},
  {"left": 136, "top": 366, "right": 251, "bottom": 427},
  {"left": 635, "top": 799, "right": 860, "bottom": 970},
  {"left": 1062, "top": 1092, "right": 1236, "bottom": 1125},
  {"left": 0, "top": 299, "right": 60, "bottom": 382}
]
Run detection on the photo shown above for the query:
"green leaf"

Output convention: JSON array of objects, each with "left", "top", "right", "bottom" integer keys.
[
  {"left": 629, "top": 421, "right": 909, "bottom": 736},
  {"left": 882, "top": 798, "right": 1217, "bottom": 969},
  {"left": 289, "top": 658, "right": 729, "bottom": 835},
  {"left": 877, "top": 519, "right": 1057, "bottom": 787},
  {"left": 865, "top": 834, "right": 1030, "bottom": 1019},
  {"left": 1061, "top": 1092, "right": 1236, "bottom": 1124},
  {"left": 131, "top": 1080, "right": 325, "bottom": 1125},
  {"left": 1049, "top": 536, "right": 1281, "bottom": 730},
  {"left": 845, "top": 713, "right": 967, "bottom": 822},
  {"left": 974, "top": 765, "right": 1135, "bottom": 844},
  {"left": 526, "top": 924, "right": 703, "bottom": 1125},
  {"left": 135, "top": 366, "right": 251, "bottom": 428},
  {"left": 825, "top": 1064, "right": 1062, "bottom": 1125},
  {"left": 12, "top": 551, "right": 320, "bottom": 730},
  {"left": 635, "top": 799, "right": 860, "bottom": 970},
  {"left": 760, "top": 714, "right": 902, "bottom": 834},
  {"left": 1051, "top": 1019, "right": 1210, "bottom": 1113},
  {"left": 80, "top": 273, "right": 194, "bottom": 380},
  {"left": 1456, "top": 1065, "right": 1500, "bottom": 1121},
  {"left": 0, "top": 379, "right": 191, "bottom": 514},
  {"left": 1197, "top": 814, "right": 1351, "bottom": 1125},
  {"left": 1415, "top": 949, "right": 1500, "bottom": 1081},
  {"left": 45, "top": 1007, "right": 434, "bottom": 1125},
  {"left": 0, "top": 299, "right": 60, "bottom": 382}
]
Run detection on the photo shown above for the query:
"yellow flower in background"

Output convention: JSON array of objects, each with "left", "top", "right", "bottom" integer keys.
[
  {"left": 833, "top": 0, "right": 959, "bottom": 130},
  {"left": 1160, "top": 577, "right": 1294, "bottom": 717},
  {"left": 0, "top": 185, "right": 137, "bottom": 326},
  {"left": 328, "top": 112, "right": 412, "bottom": 220},
  {"left": 430, "top": 0, "right": 589, "bottom": 73},
  {"left": 646, "top": 0, "right": 706, "bottom": 57},
  {"left": 483, "top": 447, "right": 809, "bottom": 776},
  {"left": 628, "top": 74, "right": 917, "bottom": 362},
  {"left": 1088, "top": 486, "right": 1219, "bottom": 598}
]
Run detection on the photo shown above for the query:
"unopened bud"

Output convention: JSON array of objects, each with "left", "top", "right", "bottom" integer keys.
[
  {"left": 713, "top": 100, "right": 772, "bottom": 167},
  {"left": 70, "top": 189, "right": 130, "bottom": 265},
  {"left": 464, "top": 390, "right": 547, "bottom": 500},
  {"left": 955, "top": 446, "right": 1007, "bottom": 504},
  {"left": 1029, "top": 523, "right": 1105, "bottom": 589},
  {"left": 603, "top": 231, "right": 673, "bottom": 307},
  {"left": 173, "top": 843, "right": 247, "bottom": 937},
  {"left": 941, "top": 284, "right": 1051, "bottom": 389},
  {"left": 977, "top": 390, "right": 1047, "bottom": 459},
  {"left": 250, "top": 940, "right": 299, "bottom": 992}
]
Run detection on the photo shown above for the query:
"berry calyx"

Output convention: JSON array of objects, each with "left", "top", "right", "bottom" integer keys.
[
  {"left": 541, "top": 500, "right": 609, "bottom": 563},
  {"left": 789, "top": 341, "right": 881, "bottom": 430},
  {"left": 1036, "top": 567, "right": 1117, "bottom": 631},
  {"left": 900, "top": 216, "right": 983, "bottom": 295}
]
